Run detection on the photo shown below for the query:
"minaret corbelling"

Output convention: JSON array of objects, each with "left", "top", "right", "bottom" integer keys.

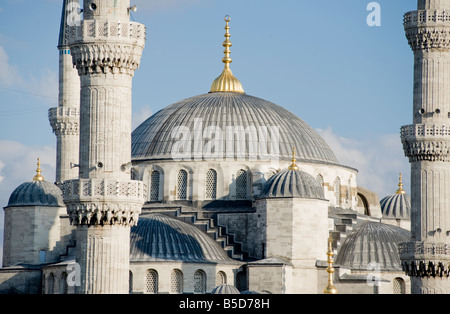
[
  {"left": 61, "top": 0, "right": 146, "bottom": 294},
  {"left": 400, "top": 0, "right": 450, "bottom": 294},
  {"left": 49, "top": 0, "right": 81, "bottom": 183}
]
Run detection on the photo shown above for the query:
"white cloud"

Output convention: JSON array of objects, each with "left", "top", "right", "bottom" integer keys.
[
  {"left": 316, "top": 127, "right": 410, "bottom": 198},
  {"left": 0, "top": 161, "right": 4, "bottom": 183},
  {"left": 0, "top": 45, "right": 20, "bottom": 86},
  {"left": 0, "top": 44, "right": 58, "bottom": 102},
  {"left": 132, "top": 105, "right": 153, "bottom": 130}
]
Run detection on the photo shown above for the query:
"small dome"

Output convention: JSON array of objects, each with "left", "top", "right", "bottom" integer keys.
[
  {"left": 7, "top": 180, "right": 64, "bottom": 208},
  {"left": 335, "top": 222, "right": 411, "bottom": 271},
  {"left": 380, "top": 193, "right": 411, "bottom": 220},
  {"left": 130, "top": 214, "right": 238, "bottom": 264},
  {"left": 259, "top": 169, "right": 325, "bottom": 200},
  {"left": 211, "top": 284, "right": 240, "bottom": 294}
]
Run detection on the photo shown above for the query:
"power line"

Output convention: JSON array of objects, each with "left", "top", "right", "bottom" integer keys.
[
  {"left": 0, "top": 106, "right": 50, "bottom": 116},
  {"left": 0, "top": 85, "right": 57, "bottom": 100}
]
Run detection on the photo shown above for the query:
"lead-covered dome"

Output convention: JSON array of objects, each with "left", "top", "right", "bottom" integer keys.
[
  {"left": 380, "top": 193, "right": 411, "bottom": 220},
  {"left": 335, "top": 222, "right": 411, "bottom": 271},
  {"left": 259, "top": 169, "right": 325, "bottom": 200},
  {"left": 132, "top": 92, "right": 339, "bottom": 164},
  {"left": 380, "top": 174, "right": 411, "bottom": 220},
  {"left": 7, "top": 180, "right": 64, "bottom": 208},
  {"left": 130, "top": 214, "right": 238, "bottom": 264}
]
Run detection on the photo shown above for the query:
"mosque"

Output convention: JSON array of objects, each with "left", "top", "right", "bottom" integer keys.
[{"left": 0, "top": 0, "right": 444, "bottom": 294}]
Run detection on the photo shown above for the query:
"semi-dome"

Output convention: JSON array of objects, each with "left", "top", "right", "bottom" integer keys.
[
  {"left": 335, "top": 222, "right": 411, "bottom": 271},
  {"left": 260, "top": 169, "right": 325, "bottom": 200},
  {"left": 7, "top": 180, "right": 64, "bottom": 208},
  {"left": 132, "top": 92, "right": 339, "bottom": 165},
  {"left": 130, "top": 214, "right": 239, "bottom": 264}
]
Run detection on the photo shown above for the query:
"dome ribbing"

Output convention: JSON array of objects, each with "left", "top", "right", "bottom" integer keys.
[{"left": 132, "top": 92, "right": 339, "bottom": 164}]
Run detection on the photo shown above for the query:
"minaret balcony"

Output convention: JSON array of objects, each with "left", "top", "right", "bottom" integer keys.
[
  {"left": 401, "top": 124, "right": 450, "bottom": 162},
  {"left": 404, "top": 10, "right": 450, "bottom": 28},
  {"left": 67, "top": 19, "right": 146, "bottom": 46},
  {"left": 59, "top": 178, "right": 145, "bottom": 227}
]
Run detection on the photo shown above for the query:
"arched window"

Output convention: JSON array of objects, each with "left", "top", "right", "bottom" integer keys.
[
  {"left": 236, "top": 169, "right": 248, "bottom": 200},
  {"left": 347, "top": 178, "right": 352, "bottom": 201},
  {"left": 393, "top": 277, "right": 406, "bottom": 294},
  {"left": 236, "top": 271, "right": 246, "bottom": 292},
  {"left": 170, "top": 269, "right": 183, "bottom": 294},
  {"left": 145, "top": 269, "right": 158, "bottom": 294},
  {"left": 47, "top": 273, "right": 55, "bottom": 294},
  {"left": 216, "top": 271, "right": 227, "bottom": 286},
  {"left": 129, "top": 271, "right": 133, "bottom": 294},
  {"left": 206, "top": 169, "right": 217, "bottom": 200},
  {"left": 334, "top": 177, "right": 341, "bottom": 207},
  {"left": 177, "top": 170, "right": 188, "bottom": 200},
  {"left": 150, "top": 170, "right": 160, "bottom": 202},
  {"left": 316, "top": 174, "right": 324, "bottom": 193},
  {"left": 357, "top": 193, "right": 371, "bottom": 216},
  {"left": 60, "top": 272, "right": 68, "bottom": 294},
  {"left": 194, "top": 270, "right": 206, "bottom": 294}
]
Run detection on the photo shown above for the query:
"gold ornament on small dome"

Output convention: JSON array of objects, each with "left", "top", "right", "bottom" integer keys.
[
  {"left": 288, "top": 147, "right": 299, "bottom": 171},
  {"left": 396, "top": 173, "right": 406, "bottom": 195},
  {"left": 33, "top": 158, "right": 44, "bottom": 182},
  {"left": 210, "top": 15, "right": 245, "bottom": 94},
  {"left": 323, "top": 235, "right": 338, "bottom": 294}
]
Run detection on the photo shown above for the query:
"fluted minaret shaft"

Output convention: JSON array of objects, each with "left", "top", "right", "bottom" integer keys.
[
  {"left": 400, "top": 0, "right": 450, "bottom": 294},
  {"left": 61, "top": 0, "right": 146, "bottom": 294},
  {"left": 49, "top": 0, "right": 81, "bottom": 183}
]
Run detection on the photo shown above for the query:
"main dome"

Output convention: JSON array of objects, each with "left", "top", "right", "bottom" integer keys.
[{"left": 132, "top": 92, "right": 339, "bottom": 164}]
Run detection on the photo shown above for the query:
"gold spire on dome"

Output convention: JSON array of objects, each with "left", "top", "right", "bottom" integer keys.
[
  {"left": 323, "top": 235, "right": 338, "bottom": 294},
  {"left": 396, "top": 173, "right": 406, "bottom": 195},
  {"left": 33, "top": 158, "right": 44, "bottom": 182},
  {"left": 288, "top": 147, "right": 299, "bottom": 171},
  {"left": 210, "top": 15, "right": 245, "bottom": 94}
]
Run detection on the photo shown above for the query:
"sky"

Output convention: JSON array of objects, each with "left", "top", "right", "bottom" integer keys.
[{"left": 0, "top": 1, "right": 418, "bottom": 262}]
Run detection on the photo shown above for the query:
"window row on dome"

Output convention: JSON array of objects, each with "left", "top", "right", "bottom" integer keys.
[
  {"left": 143, "top": 167, "right": 355, "bottom": 206},
  {"left": 146, "top": 168, "right": 250, "bottom": 202}
]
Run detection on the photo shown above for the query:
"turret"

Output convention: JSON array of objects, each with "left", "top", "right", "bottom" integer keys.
[
  {"left": 49, "top": 0, "right": 81, "bottom": 183},
  {"left": 2, "top": 160, "right": 71, "bottom": 267}
]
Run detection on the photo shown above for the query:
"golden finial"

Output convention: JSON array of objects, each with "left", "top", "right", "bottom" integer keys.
[
  {"left": 323, "top": 235, "right": 338, "bottom": 294},
  {"left": 288, "top": 147, "right": 299, "bottom": 171},
  {"left": 396, "top": 173, "right": 406, "bottom": 195},
  {"left": 210, "top": 15, "right": 245, "bottom": 94},
  {"left": 33, "top": 158, "right": 44, "bottom": 182}
]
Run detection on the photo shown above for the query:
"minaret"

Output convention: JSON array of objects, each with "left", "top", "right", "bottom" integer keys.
[
  {"left": 61, "top": 0, "right": 146, "bottom": 294},
  {"left": 401, "top": 0, "right": 450, "bottom": 294},
  {"left": 49, "top": 0, "right": 81, "bottom": 183}
]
